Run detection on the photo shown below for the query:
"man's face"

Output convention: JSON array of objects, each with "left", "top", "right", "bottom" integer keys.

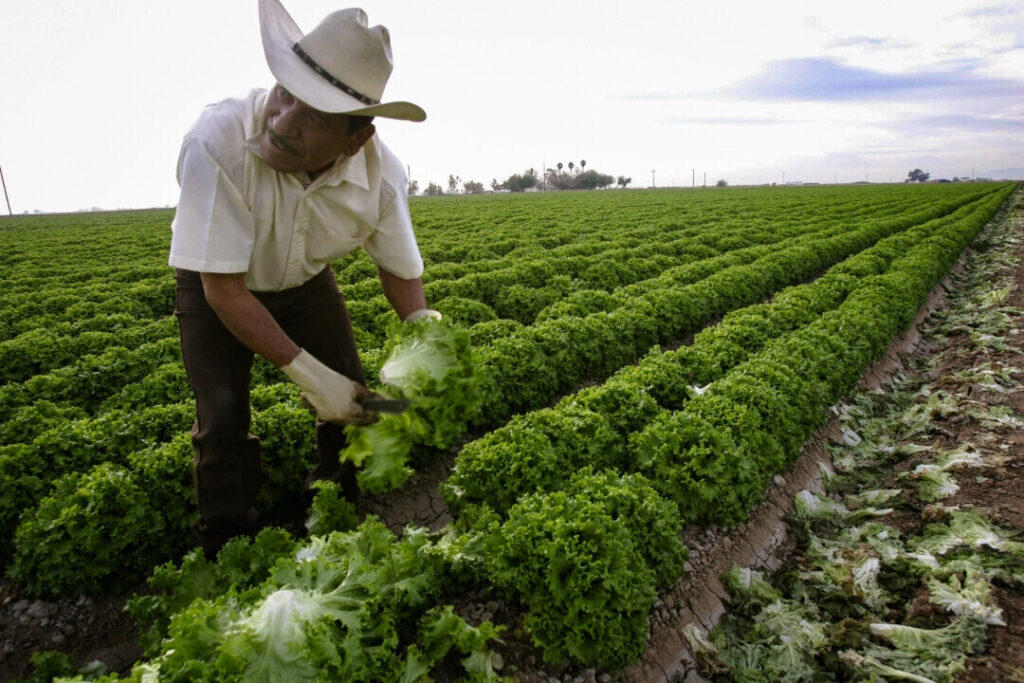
[{"left": 259, "top": 84, "right": 375, "bottom": 176}]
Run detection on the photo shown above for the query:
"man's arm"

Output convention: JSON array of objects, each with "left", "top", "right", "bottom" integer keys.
[
  {"left": 201, "top": 272, "right": 371, "bottom": 423},
  {"left": 201, "top": 272, "right": 300, "bottom": 368},
  {"left": 377, "top": 266, "right": 428, "bottom": 321}
]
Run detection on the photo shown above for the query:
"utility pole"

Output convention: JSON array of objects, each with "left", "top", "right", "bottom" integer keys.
[
  {"left": 651, "top": 169, "right": 656, "bottom": 188},
  {"left": 691, "top": 168, "right": 695, "bottom": 188},
  {"left": 0, "top": 165, "right": 11, "bottom": 216},
  {"left": 703, "top": 172, "right": 706, "bottom": 187}
]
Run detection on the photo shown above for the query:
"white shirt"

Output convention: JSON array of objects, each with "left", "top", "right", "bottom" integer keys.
[{"left": 168, "top": 89, "right": 423, "bottom": 291}]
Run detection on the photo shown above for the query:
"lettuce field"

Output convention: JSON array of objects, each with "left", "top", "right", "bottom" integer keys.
[{"left": 0, "top": 182, "right": 1019, "bottom": 681}]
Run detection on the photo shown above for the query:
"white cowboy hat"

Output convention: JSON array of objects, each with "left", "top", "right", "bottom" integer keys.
[{"left": 259, "top": 0, "right": 426, "bottom": 121}]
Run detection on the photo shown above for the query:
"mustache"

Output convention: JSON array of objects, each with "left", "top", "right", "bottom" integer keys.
[{"left": 267, "top": 128, "right": 299, "bottom": 155}]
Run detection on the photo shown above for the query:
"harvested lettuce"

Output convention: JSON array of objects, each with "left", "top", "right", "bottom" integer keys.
[
  {"left": 926, "top": 568, "right": 1005, "bottom": 625},
  {"left": 912, "top": 466, "right": 960, "bottom": 502},
  {"left": 913, "top": 509, "right": 1024, "bottom": 556},
  {"left": 793, "top": 489, "right": 893, "bottom": 525},
  {"left": 342, "top": 413, "right": 414, "bottom": 494},
  {"left": 851, "top": 614, "right": 988, "bottom": 681},
  {"left": 339, "top": 319, "right": 483, "bottom": 494},
  {"left": 138, "top": 519, "right": 503, "bottom": 682},
  {"left": 378, "top": 317, "right": 482, "bottom": 449}
]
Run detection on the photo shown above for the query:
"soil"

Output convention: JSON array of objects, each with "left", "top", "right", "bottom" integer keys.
[{"left": 1, "top": 188, "right": 1023, "bottom": 682}]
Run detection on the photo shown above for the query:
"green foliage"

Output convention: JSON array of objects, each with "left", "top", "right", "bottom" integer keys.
[
  {"left": 0, "top": 183, "right": 1016, "bottom": 671},
  {"left": 433, "top": 295, "right": 498, "bottom": 326},
  {"left": 378, "top": 317, "right": 483, "bottom": 450},
  {"left": 9, "top": 462, "right": 166, "bottom": 596},
  {"left": 127, "top": 528, "right": 298, "bottom": 657},
  {"left": 8, "top": 435, "right": 195, "bottom": 597},
  {"left": 135, "top": 518, "right": 503, "bottom": 682},
  {"left": 13, "top": 650, "right": 78, "bottom": 683},
  {"left": 563, "top": 468, "right": 688, "bottom": 588},
  {"left": 305, "top": 481, "right": 358, "bottom": 536},
  {"left": 443, "top": 404, "right": 623, "bottom": 516},
  {"left": 629, "top": 410, "right": 748, "bottom": 524},
  {"left": 342, "top": 414, "right": 415, "bottom": 494},
  {"left": 486, "top": 481, "right": 657, "bottom": 669}
]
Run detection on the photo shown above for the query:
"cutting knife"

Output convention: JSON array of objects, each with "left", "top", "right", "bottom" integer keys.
[{"left": 358, "top": 396, "right": 412, "bottom": 414}]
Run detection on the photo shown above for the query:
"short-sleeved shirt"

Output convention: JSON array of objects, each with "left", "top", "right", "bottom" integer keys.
[{"left": 168, "top": 88, "right": 423, "bottom": 292}]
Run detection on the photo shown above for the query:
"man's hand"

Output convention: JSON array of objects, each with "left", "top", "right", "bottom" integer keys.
[
  {"left": 281, "top": 349, "right": 373, "bottom": 424},
  {"left": 403, "top": 308, "right": 442, "bottom": 323}
]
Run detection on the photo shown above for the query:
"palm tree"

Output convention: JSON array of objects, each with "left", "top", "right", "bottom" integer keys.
[
  {"left": 568, "top": 161, "right": 575, "bottom": 174},
  {"left": 581, "top": 160, "right": 586, "bottom": 173},
  {"left": 557, "top": 162, "right": 563, "bottom": 172}
]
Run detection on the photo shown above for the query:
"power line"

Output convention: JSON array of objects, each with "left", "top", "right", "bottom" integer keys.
[{"left": 0, "top": 165, "right": 11, "bottom": 216}]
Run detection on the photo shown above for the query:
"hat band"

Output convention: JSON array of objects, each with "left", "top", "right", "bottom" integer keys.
[{"left": 291, "top": 43, "right": 380, "bottom": 106}]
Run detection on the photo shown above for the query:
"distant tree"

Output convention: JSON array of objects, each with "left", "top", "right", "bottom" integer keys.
[
  {"left": 501, "top": 168, "right": 539, "bottom": 192},
  {"left": 578, "top": 169, "right": 614, "bottom": 189},
  {"left": 447, "top": 174, "right": 461, "bottom": 193},
  {"left": 463, "top": 179, "right": 485, "bottom": 194},
  {"left": 568, "top": 161, "right": 575, "bottom": 174},
  {"left": 407, "top": 179, "right": 419, "bottom": 196},
  {"left": 580, "top": 159, "right": 586, "bottom": 173},
  {"left": 491, "top": 178, "right": 501, "bottom": 191},
  {"left": 424, "top": 181, "right": 444, "bottom": 196},
  {"left": 547, "top": 168, "right": 573, "bottom": 190},
  {"left": 906, "top": 168, "right": 930, "bottom": 183},
  {"left": 616, "top": 175, "right": 631, "bottom": 189},
  {"left": 716, "top": 179, "right": 728, "bottom": 187},
  {"left": 557, "top": 162, "right": 563, "bottom": 172}
]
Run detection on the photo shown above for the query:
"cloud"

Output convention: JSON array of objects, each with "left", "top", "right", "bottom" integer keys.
[
  {"left": 961, "top": 4, "right": 1021, "bottom": 19},
  {"left": 613, "top": 57, "right": 1023, "bottom": 106},
  {"left": 900, "top": 114, "right": 1024, "bottom": 132},
  {"left": 825, "top": 36, "right": 904, "bottom": 50},
  {"left": 729, "top": 57, "right": 1021, "bottom": 103},
  {"left": 660, "top": 116, "right": 803, "bottom": 126},
  {"left": 983, "top": 166, "right": 1024, "bottom": 179}
]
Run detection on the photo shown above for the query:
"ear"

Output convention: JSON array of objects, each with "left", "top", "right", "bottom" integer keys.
[{"left": 343, "top": 123, "right": 376, "bottom": 156}]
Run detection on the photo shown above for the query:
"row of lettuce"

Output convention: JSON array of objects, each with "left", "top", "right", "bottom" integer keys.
[
  {"left": 689, "top": 204, "right": 1024, "bottom": 680},
  {"left": 0, "top": 183, "right": 1017, "bottom": 679},
  {"left": 437, "top": 182, "right": 1016, "bottom": 666},
  {"left": 0, "top": 185, "right": 1009, "bottom": 588},
  {"left": 0, "top": 183, "right": 992, "bottom": 377},
  {"left": 1, "top": 186, "right": 992, "bottom": 564}
]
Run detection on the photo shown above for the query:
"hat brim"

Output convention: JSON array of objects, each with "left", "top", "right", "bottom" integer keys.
[{"left": 259, "top": 0, "right": 426, "bottom": 121}]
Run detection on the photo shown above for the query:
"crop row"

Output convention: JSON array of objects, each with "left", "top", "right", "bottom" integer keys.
[
  {"left": 436, "top": 181, "right": 1016, "bottom": 666},
  {"left": 0, "top": 187, "right": 933, "bottom": 374},
  {"left": 2, "top": 186, "right": 996, "bottom": 458},
  {"left": 0, "top": 184, "right": 996, "bottom": 345},
  {"left": 44, "top": 182, "right": 1013, "bottom": 673},
  {"left": 1, "top": 185, "right": 1012, "bottom": 601},
  {"left": 445, "top": 184, "right": 1012, "bottom": 519},
  {"left": 4, "top": 185, "right": 981, "bottom": 417}
]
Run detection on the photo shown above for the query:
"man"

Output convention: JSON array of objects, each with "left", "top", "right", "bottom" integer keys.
[{"left": 168, "top": 0, "right": 437, "bottom": 557}]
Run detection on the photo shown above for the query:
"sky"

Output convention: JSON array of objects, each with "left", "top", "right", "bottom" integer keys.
[{"left": 1, "top": 0, "right": 1022, "bottom": 214}]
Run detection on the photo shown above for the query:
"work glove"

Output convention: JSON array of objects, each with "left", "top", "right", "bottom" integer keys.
[
  {"left": 281, "top": 349, "right": 373, "bottom": 424},
  {"left": 403, "top": 308, "right": 442, "bottom": 323}
]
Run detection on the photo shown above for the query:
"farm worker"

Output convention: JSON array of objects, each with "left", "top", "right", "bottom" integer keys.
[{"left": 167, "top": 0, "right": 438, "bottom": 557}]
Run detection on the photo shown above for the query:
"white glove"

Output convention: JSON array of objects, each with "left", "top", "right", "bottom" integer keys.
[
  {"left": 403, "top": 308, "right": 442, "bottom": 323},
  {"left": 281, "top": 349, "right": 369, "bottom": 424}
]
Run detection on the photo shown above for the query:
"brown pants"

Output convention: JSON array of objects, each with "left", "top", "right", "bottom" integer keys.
[{"left": 174, "top": 266, "right": 365, "bottom": 555}]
